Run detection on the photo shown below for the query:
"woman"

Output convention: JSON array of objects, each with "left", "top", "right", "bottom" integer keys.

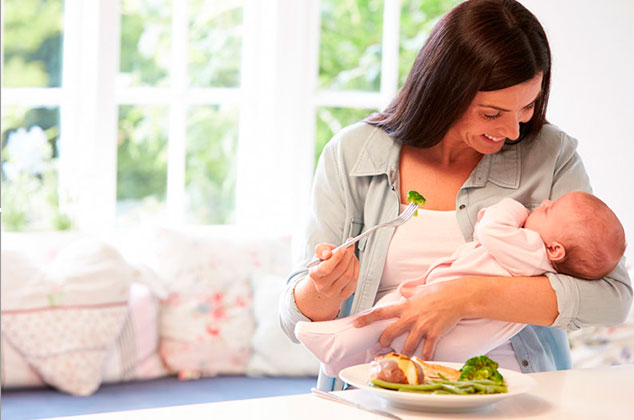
[{"left": 279, "top": 0, "right": 632, "bottom": 391}]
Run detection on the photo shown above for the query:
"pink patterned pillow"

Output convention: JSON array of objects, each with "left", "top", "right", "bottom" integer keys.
[
  {"left": 146, "top": 228, "right": 291, "bottom": 379},
  {"left": 1, "top": 239, "right": 133, "bottom": 395}
]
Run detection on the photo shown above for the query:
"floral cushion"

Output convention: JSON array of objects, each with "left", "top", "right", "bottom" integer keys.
[{"left": 143, "top": 227, "right": 292, "bottom": 379}]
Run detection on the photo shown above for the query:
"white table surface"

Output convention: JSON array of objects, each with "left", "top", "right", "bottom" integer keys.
[{"left": 51, "top": 365, "right": 634, "bottom": 420}]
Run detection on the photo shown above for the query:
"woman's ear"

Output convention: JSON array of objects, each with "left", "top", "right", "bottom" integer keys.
[{"left": 546, "top": 241, "right": 566, "bottom": 262}]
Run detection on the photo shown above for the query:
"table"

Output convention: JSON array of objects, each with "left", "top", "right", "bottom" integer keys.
[{"left": 50, "top": 365, "right": 634, "bottom": 420}]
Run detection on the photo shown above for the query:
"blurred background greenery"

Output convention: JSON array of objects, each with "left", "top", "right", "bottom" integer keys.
[{"left": 1, "top": 0, "right": 459, "bottom": 231}]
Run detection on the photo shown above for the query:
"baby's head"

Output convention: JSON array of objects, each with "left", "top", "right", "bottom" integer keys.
[{"left": 524, "top": 191, "right": 626, "bottom": 280}]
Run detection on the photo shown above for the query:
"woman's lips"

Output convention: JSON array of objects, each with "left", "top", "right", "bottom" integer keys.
[{"left": 481, "top": 134, "right": 506, "bottom": 143}]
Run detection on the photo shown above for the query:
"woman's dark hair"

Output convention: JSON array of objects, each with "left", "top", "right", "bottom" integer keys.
[{"left": 367, "top": 0, "right": 551, "bottom": 147}]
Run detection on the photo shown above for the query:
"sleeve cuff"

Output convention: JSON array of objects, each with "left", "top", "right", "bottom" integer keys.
[
  {"left": 279, "top": 273, "right": 312, "bottom": 343},
  {"left": 545, "top": 271, "right": 581, "bottom": 330}
]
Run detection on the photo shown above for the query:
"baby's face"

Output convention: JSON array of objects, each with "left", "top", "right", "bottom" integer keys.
[{"left": 525, "top": 192, "right": 580, "bottom": 242}]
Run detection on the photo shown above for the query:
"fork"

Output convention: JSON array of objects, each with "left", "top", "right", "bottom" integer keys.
[{"left": 306, "top": 201, "right": 418, "bottom": 268}]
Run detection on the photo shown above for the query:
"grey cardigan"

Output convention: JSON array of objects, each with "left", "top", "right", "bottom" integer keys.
[{"left": 280, "top": 122, "right": 632, "bottom": 391}]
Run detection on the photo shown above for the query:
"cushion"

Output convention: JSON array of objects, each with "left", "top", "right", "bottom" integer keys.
[
  {"left": 143, "top": 228, "right": 257, "bottom": 378},
  {"left": 102, "top": 283, "right": 168, "bottom": 383},
  {"left": 143, "top": 227, "right": 297, "bottom": 379},
  {"left": 1, "top": 238, "right": 133, "bottom": 395},
  {"left": 1, "top": 334, "right": 46, "bottom": 389},
  {"left": 246, "top": 271, "right": 320, "bottom": 376}
]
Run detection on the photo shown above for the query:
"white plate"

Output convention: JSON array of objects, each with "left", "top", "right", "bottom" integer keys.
[{"left": 339, "top": 362, "right": 536, "bottom": 412}]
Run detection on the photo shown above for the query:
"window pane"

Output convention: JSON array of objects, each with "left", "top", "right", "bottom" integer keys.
[
  {"left": 189, "top": 0, "right": 243, "bottom": 88},
  {"left": 399, "top": 0, "right": 460, "bottom": 87},
  {"left": 2, "top": 0, "right": 64, "bottom": 88},
  {"left": 319, "top": 0, "right": 383, "bottom": 92},
  {"left": 185, "top": 105, "right": 239, "bottom": 224},
  {"left": 315, "top": 107, "right": 376, "bottom": 168},
  {"left": 116, "top": 106, "right": 169, "bottom": 223},
  {"left": 1, "top": 106, "right": 70, "bottom": 231},
  {"left": 119, "top": 0, "right": 172, "bottom": 88}
]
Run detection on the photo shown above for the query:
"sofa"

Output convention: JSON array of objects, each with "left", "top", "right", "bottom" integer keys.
[
  {"left": 2, "top": 227, "right": 633, "bottom": 419},
  {"left": 1, "top": 226, "right": 320, "bottom": 419}
]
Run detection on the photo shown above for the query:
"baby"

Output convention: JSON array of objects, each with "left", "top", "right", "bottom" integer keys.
[{"left": 295, "top": 191, "right": 626, "bottom": 376}]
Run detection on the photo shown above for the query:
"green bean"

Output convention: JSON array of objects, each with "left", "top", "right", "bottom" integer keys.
[
  {"left": 370, "top": 379, "right": 442, "bottom": 391},
  {"left": 369, "top": 377, "right": 508, "bottom": 395},
  {"left": 397, "top": 384, "right": 444, "bottom": 393},
  {"left": 437, "top": 372, "right": 449, "bottom": 381},
  {"left": 472, "top": 383, "right": 508, "bottom": 393},
  {"left": 439, "top": 383, "right": 469, "bottom": 394}
]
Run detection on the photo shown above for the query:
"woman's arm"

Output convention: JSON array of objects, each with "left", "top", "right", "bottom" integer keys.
[
  {"left": 545, "top": 130, "right": 632, "bottom": 328},
  {"left": 354, "top": 274, "right": 558, "bottom": 360},
  {"left": 279, "top": 128, "right": 363, "bottom": 342},
  {"left": 464, "top": 275, "right": 558, "bottom": 325}
]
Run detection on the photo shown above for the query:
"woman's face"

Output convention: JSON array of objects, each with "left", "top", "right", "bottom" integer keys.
[{"left": 445, "top": 73, "right": 544, "bottom": 155}]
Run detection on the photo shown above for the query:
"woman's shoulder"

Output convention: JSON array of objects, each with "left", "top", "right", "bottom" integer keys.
[
  {"left": 529, "top": 123, "right": 579, "bottom": 150},
  {"left": 521, "top": 123, "right": 580, "bottom": 161},
  {"left": 322, "top": 121, "right": 398, "bottom": 165},
  {"left": 326, "top": 121, "right": 386, "bottom": 150}
]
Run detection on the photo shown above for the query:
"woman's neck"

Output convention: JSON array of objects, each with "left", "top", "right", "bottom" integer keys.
[{"left": 403, "top": 141, "right": 482, "bottom": 168}]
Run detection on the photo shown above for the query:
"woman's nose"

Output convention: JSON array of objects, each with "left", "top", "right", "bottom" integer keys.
[
  {"left": 500, "top": 116, "right": 521, "bottom": 141},
  {"left": 500, "top": 108, "right": 533, "bottom": 141}
]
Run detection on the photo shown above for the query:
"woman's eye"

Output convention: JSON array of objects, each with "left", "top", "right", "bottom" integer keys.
[{"left": 481, "top": 113, "right": 502, "bottom": 120}]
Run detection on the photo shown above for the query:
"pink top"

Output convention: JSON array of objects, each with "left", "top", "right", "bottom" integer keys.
[{"left": 379, "top": 207, "right": 465, "bottom": 300}]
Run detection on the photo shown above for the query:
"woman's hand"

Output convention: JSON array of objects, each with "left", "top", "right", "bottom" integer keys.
[
  {"left": 294, "top": 241, "right": 360, "bottom": 322},
  {"left": 353, "top": 281, "right": 467, "bottom": 360}
]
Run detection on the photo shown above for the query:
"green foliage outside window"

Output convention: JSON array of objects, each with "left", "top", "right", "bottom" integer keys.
[
  {"left": 188, "top": 0, "right": 243, "bottom": 88},
  {"left": 2, "top": 0, "right": 64, "bottom": 88},
  {"left": 1, "top": 107, "right": 71, "bottom": 231},
  {"left": 399, "top": 0, "right": 461, "bottom": 85},
  {"left": 119, "top": 0, "right": 172, "bottom": 87},
  {"left": 1, "top": 0, "right": 69, "bottom": 232},
  {"left": 185, "top": 106, "right": 239, "bottom": 224},
  {"left": 116, "top": 106, "right": 169, "bottom": 222},
  {"left": 319, "top": 0, "right": 384, "bottom": 92}
]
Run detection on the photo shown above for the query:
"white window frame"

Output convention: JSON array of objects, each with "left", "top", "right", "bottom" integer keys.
[{"left": 2, "top": 0, "right": 404, "bottom": 235}]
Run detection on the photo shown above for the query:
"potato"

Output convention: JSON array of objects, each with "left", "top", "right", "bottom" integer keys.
[
  {"left": 369, "top": 359, "right": 407, "bottom": 384},
  {"left": 369, "top": 352, "right": 424, "bottom": 385}
]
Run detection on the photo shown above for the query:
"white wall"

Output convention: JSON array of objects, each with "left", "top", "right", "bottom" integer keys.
[{"left": 521, "top": 0, "right": 634, "bottom": 266}]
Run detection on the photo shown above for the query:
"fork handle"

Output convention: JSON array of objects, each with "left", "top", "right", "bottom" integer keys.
[{"left": 306, "top": 225, "right": 379, "bottom": 268}]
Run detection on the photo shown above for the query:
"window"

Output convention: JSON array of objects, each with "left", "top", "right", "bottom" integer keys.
[
  {"left": 116, "top": 0, "right": 243, "bottom": 225},
  {"left": 2, "top": 0, "right": 459, "bottom": 233},
  {"left": 1, "top": 0, "right": 65, "bottom": 231}
]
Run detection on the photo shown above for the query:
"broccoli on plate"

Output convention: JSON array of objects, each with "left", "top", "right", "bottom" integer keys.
[{"left": 458, "top": 355, "right": 505, "bottom": 384}]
